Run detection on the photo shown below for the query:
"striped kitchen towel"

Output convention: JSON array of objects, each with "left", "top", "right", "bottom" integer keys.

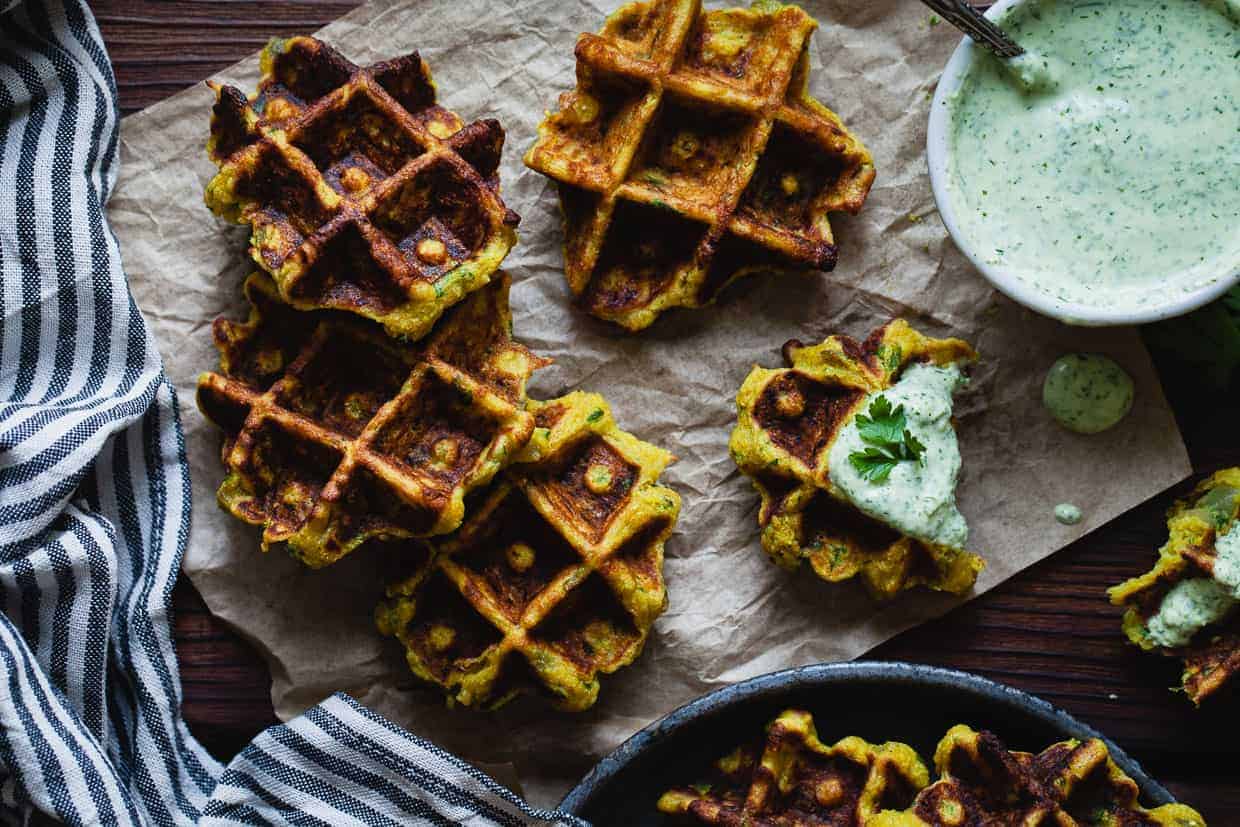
[{"left": 0, "top": 1, "right": 588, "bottom": 824}]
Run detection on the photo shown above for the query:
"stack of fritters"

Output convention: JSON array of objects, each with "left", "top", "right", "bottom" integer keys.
[
  {"left": 870, "top": 725, "right": 1205, "bottom": 826},
  {"left": 206, "top": 36, "right": 518, "bottom": 340},
  {"left": 198, "top": 38, "right": 680, "bottom": 710},
  {"left": 657, "top": 709, "right": 929, "bottom": 825},
  {"left": 729, "top": 320, "right": 983, "bottom": 600},
  {"left": 660, "top": 712, "right": 1205, "bottom": 826},
  {"left": 525, "top": 0, "right": 875, "bottom": 331},
  {"left": 376, "top": 393, "right": 680, "bottom": 710},
  {"left": 1109, "top": 469, "right": 1240, "bottom": 705}
]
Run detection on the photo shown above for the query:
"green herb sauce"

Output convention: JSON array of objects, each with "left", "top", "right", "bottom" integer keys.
[
  {"left": 828, "top": 363, "right": 969, "bottom": 549},
  {"left": 1042, "top": 353, "right": 1134, "bottom": 434},
  {"left": 1147, "top": 525, "right": 1240, "bottom": 647},
  {"left": 946, "top": 0, "right": 1240, "bottom": 314},
  {"left": 1054, "top": 502, "right": 1082, "bottom": 525}
]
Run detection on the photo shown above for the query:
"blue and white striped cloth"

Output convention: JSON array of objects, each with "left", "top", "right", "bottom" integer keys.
[{"left": 0, "top": 2, "right": 588, "bottom": 824}]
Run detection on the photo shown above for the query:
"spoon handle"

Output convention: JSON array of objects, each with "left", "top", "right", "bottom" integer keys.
[{"left": 920, "top": 0, "right": 1025, "bottom": 57}]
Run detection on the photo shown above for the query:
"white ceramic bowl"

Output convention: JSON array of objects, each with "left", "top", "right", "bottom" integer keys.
[{"left": 925, "top": 0, "right": 1240, "bottom": 326}]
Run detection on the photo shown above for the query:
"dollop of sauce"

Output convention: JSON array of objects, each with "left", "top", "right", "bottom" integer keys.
[
  {"left": 1042, "top": 353, "right": 1134, "bottom": 434},
  {"left": 1054, "top": 502, "right": 1082, "bottom": 525},
  {"left": 1215, "top": 520, "right": 1240, "bottom": 586},
  {"left": 945, "top": 0, "right": 1240, "bottom": 313},
  {"left": 828, "top": 363, "right": 969, "bottom": 549},
  {"left": 1147, "top": 525, "right": 1240, "bottom": 648}
]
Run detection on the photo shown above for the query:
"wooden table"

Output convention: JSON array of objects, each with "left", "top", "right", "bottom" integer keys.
[{"left": 95, "top": 2, "right": 1239, "bottom": 820}]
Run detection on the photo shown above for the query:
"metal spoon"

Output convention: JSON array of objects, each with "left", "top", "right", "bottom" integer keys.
[{"left": 920, "top": 0, "right": 1024, "bottom": 57}]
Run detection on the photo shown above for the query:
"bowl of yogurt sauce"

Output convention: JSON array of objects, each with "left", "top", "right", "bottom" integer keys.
[{"left": 927, "top": 0, "right": 1240, "bottom": 325}]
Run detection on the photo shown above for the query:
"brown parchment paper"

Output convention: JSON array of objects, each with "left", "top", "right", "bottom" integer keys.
[{"left": 107, "top": 0, "right": 1191, "bottom": 806}]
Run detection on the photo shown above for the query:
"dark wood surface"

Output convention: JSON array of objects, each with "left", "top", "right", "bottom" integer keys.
[{"left": 95, "top": 2, "right": 1240, "bottom": 820}]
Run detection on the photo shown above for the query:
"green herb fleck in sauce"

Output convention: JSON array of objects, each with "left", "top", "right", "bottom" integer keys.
[
  {"left": 1042, "top": 353, "right": 1134, "bottom": 434},
  {"left": 946, "top": 0, "right": 1240, "bottom": 314}
]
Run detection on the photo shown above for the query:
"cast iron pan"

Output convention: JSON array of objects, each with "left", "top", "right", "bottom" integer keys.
[{"left": 559, "top": 661, "right": 1171, "bottom": 824}]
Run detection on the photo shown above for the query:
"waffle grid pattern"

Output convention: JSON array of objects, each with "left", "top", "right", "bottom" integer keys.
[
  {"left": 729, "top": 320, "right": 984, "bottom": 599},
  {"left": 197, "top": 272, "right": 544, "bottom": 568},
  {"left": 870, "top": 725, "right": 1206, "bottom": 826},
  {"left": 660, "top": 712, "right": 1205, "bottom": 826},
  {"left": 376, "top": 392, "right": 680, "bottom": 710},
  {"left": 658, "top": 709, "right": 929, "bottom": 825},
  {"left": 524, "top": 0, "right": 875, "bottom": 331},
  {"left": 206, "top": 36, "right": 518, "bottom": 340},
  {"left": 198, "top": 37, "right": 683, "bottom": 710}
]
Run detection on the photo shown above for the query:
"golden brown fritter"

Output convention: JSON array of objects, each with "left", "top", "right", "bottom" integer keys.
[
  {"left": 869, "top": 725, "right": 1206, "bottom": 826},
  {"left": 1109, "top": 468, "right": 1240, "bottom": 705},
  {"left": 729, "top": 320, "right": 982, "bottom": 599},
  {"left": 197, "top": 271, "right": 546, "bottom": 568},
  {"left": 376, "top": 392, "right": 680, "bottom": 710},
  {"left": 524, "top": 0, "right": 875, "bottom": 331},
  {"left": 660, "top": 715, "right": 1205, "bottom": 826},
  {"left": 658, "top": 709, "right": 929, "bottom": 825},
  {"left": 206, "top": 36, "right": 518, "bottom": 339}
]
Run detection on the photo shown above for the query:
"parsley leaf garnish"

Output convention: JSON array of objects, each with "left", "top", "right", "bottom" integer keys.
[
  {"left": 903, "top": 428, "right": 926, "bottom": 458},
  {"left": 847, "top": 396, "right": 925, "bottom": 484},
  {"left": 850, "top": 446, "right": 900, "bottom": 482},
  {"left": 854, "top": 396, "right": 904, "bottom": 444}
]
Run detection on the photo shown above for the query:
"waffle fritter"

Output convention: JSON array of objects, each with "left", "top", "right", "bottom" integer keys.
[
  {"left": 524, "top": 0, "right": 875, "bottom": 331},
  {"left": 206, "top": 36, "right": 518, "bottom": 340},
  {"left": 375, "top": 392, "right": 679, "bottom": 710},
  {"left": 196, "top": 271, "right": 546, "bottom": 568},
  {"left": 657, "top": 709, "right": 929, "bottom": 825},
  {"left": 1109, "top": 468, "right": 1240, "bottom": 705},
  {"left": 869, "top": 725, "right": 1206, "bottom": 826},
  {"left": 729, "top": 320, "right": 983, "bottom": 599}
]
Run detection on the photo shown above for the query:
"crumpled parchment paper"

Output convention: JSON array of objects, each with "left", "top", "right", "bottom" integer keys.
[{"left": 107, "top": 0, "right": 1191, "bottom": 806}]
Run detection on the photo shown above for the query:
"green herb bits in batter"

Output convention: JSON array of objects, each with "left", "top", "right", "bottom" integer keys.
[{"left": 1043, "top": 353, "right": 1134, "bottom": 434}]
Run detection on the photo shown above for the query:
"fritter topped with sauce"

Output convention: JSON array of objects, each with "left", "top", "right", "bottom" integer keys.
[
  {"left": 729, "top": 320, "right": 983, "bottom": 600},
  {"left": 524, "top": 0, "right": 875, "bottom": 331},
  {"left": 1110, "top": 468, "right": 1240, "bottom": 705}
]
